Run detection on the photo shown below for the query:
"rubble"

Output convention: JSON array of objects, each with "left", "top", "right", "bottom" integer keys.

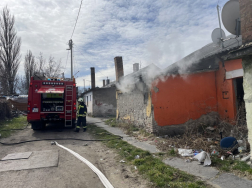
[
  {"left": 193, "top": 151, "right": 211, "bottom": 166},
  {"left": 154, "top": 110, "right": 250, "bottom": 167}
]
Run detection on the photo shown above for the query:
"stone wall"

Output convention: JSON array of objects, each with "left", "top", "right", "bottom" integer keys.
[
  {"left": 242, "top": 57, "right": 252, "bottom": 156},
  {"left": 117, "top": 88, "right": 155, "bottom": 133},
  {"left": 93, "top": 87, "right": 116, "bottom": 117}
]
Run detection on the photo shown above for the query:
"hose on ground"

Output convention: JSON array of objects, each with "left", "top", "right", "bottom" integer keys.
[
  {"left": 54, "top": 141, "right": 114, "bottom": 188},
  {"left": 0, "top": 136, "right": 123, "bottom": 145}
]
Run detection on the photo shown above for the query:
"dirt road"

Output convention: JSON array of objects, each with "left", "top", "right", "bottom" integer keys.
[{"left": 0, "top": 124, "right": 149, "bottom": 188}]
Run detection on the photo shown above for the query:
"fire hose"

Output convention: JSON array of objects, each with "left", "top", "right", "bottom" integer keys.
[{"left": 52, "top": 141, "right": 114, "bottom": 188}]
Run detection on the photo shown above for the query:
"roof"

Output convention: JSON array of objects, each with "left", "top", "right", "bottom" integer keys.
[
  {"left": 164, "top": 35, "right": 242, "bottom": 75},
  {"left": 223, "top": 41, "right": 252, "bottom": 60},
  {"left": 82, "top": 85, "right": 116, "bottom": 96},
  {"left": 116, "top": 64, "right": 161, "bottom": 93},
  {"left": 122, "top": 63, "right": 161, "bottom": 82},
  {"left": 102, "top": 81, "right": 116, "bottom": 88}
]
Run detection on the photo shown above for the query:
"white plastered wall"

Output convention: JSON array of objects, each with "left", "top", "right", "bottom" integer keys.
[{"left": 242, "top": 57, "right": 252, "bottom": 157}]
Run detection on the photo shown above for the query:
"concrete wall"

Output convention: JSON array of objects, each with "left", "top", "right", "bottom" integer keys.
[
  {"left": 93, "top": 87, "right": 116, "bottom": 117},
  {"left": 242, "top": 57, "right": 252, "bottom": 157},
  {"left": 117, "top": 88, "right": 155, "bottom": 133}
]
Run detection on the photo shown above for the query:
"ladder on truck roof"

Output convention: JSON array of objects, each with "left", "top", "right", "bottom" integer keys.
[{"left": 65, "top": 85, "right": 74, "bottom": 127}]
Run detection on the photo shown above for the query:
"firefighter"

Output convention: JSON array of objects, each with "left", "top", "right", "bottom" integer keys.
[{"left": 74, "top": 98, "right": 87, "bottom": 132}]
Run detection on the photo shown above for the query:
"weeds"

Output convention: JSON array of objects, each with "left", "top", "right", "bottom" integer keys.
[
  {"left": 88, "top": 123, "right": 208, "bottom": 188},
  {"left": 211, "top": 155, "right": 252, "bottom": 174},
  {"left": 105, "top": 118, "right": 117, "bottom": 127},
  {"left": 168, "top": 148, "right": 176, "bottom": 156},
  {"left": 0, "top": 115, "right": 27, "bottom": 138},
  {"left": 105, "top": 118, "right": 139, "bottom": 135}
]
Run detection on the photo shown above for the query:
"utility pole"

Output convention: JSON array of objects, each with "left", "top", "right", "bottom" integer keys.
[
  {"left": 67, "top": 39, "right": 73, "bottom": 79},
  {"left": 83, "top": 79, "right": 85, "bottom": 92},
  {"left": 217, "top": 5, "right": 224, "bottom": 49}
]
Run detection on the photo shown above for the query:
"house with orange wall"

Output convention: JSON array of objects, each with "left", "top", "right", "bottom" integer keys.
[{"left": 151, "top": 36, "right": 245, "bottom": 129}]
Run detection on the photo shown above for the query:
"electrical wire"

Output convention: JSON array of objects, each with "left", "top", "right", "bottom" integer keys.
[{"left": 71, "top": 0, "right": 83, "bottom": 39}]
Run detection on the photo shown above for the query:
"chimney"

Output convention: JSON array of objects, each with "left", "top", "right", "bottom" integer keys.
[
  {"left": 133, "top": 63, "right": 139, "bottom": 72},
  {"left": 103, "top": 79, "right": 105, "bottom": 87},
  {"left": 114, "top": 56, "right": 124, "bottom": 82},
  {"left": 239, "top": 0, "right": 252, "bottom": 44},
  {"left": 106, "top": 79, "right": 110, "bottom": 85},
  {"left": 90, "top": 67, "right": 95, "bottom": 89}
]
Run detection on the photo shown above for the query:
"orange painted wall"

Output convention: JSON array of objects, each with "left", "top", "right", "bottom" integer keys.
[
  {"left": 215, "top": 59, "right": 242, "bottom": 122},
  {"left": 152, "top": 59, "right": 243, "bottom": 127},
  {"left": 151, "top": 71, "right": 218, "bottom": 126},
  {"left": 225, "top": 59, "right": 243, "bottom": 72}
]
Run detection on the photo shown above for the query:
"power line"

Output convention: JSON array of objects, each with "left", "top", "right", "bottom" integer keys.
[{"left": 71, "top": 0, "right": 83, "bottom": 39}]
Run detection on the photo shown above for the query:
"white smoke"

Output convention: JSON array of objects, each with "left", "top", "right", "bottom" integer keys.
[
  {"left": 116, "top": 35, "right": 242, "bottom": 93},
  {"left": 116, "top": 64, "right": 161, "bottom": 93}
]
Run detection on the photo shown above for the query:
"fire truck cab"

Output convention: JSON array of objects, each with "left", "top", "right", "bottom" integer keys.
[{"left": 27, "top": 76, "right": 77, "bottom": 130}]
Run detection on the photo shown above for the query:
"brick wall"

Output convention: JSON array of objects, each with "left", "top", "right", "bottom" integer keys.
[{"left": 239, "top": 0, "right": 252, "bottom": 43}]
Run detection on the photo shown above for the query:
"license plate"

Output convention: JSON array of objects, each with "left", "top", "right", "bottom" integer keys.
[{"left": 32, "top": 108, "right": 38, "bottom": 112}]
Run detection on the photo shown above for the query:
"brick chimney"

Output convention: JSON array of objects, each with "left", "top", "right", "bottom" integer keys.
[
  {"left": 114, "top": 56, "right": 124, "bottom": 82},
  {"left": 239, "top": 0, "right": 252, "bottom": 44},
  {"left": 90, "top": 67, "right": 95, "bottom": 89},
  {"left": 103, "top": 79, "right": 105, "bottom": 87},
  {"left": 133, "top": 63, "right": 139, "bottom": 72}
]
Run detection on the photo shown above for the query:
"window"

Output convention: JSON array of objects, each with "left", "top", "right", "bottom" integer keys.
[
  {"left": 90, "top": 95, "right": 91, "bottom": 101},
  {"left": 86, "top": 96, "right": 88, "bottom": 106}
]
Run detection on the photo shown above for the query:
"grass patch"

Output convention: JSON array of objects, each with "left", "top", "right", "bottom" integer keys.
[
  {"left": 105, "top": 118, "right": 117, "bottom": 127},
  {"left": 88, "top": 123, "right": 207, "bottom": 188},
  {"left": 105, "top": 118, "right": 139, "bottom": 135},
  {"left": 0, "top": 115, "right": 27, "bottom": 138},
  {"left": 168, "top": 148, "right": 177, "bottom": 156},
  {"left": 211, "top": 155, "right": 252, "bottom": 174}
]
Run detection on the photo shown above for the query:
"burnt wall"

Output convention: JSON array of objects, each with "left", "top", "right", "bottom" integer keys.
[{"left": 93, "top": 87, "right": 116, "bottom": 117}]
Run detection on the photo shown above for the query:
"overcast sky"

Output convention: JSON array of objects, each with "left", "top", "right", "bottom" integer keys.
[{"left": 0, "top": 0, "right": 230, "bottom": 88}]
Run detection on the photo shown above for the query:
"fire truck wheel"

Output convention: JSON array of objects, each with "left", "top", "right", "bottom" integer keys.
[{"left": 31, "top": 121, "right": 45, "bottom": 130}]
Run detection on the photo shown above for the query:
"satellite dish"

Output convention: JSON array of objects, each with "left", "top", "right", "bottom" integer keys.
[
  {"left": 211, "top": 28, "right": 226, "bottom": 44},
  {"left": 222, "top": 0, "right": 240, "bottom": 35}
]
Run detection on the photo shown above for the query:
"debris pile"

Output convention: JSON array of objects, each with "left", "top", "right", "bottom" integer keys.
[
  {"left": 0, "top": 99, "right": 12, "bottom": 120},
  {"left": 156, "top": 110, "right": 250, "bottom": 165}
]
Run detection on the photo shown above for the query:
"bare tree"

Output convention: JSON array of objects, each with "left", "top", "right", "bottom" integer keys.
[
  {"left": 16, "top": 75, "right": 27, "bottom": 94},
  {"left": 37, "top": 52, "right": 45, "bottom": 73},
  {"left": 36, "top": 53, "right": 62, "bottom": 78},
  {"left": 24, "top": 50, "right": 36, "bottom": 93},
  {"left": 0, "top": 6, "right": 21, "bottom": 95}
]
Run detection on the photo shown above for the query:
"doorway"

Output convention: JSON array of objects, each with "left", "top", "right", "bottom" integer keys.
[{"left": 234, "top": 77, "right": 246, "bottom": 125}]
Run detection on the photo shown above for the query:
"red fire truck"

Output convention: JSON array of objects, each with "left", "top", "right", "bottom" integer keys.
[{"left": 27, "top": 76, "right": 77, "bottom": 130}]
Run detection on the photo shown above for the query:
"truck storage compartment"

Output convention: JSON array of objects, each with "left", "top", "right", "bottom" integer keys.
[{"left": 41, "top": 93, "right": 64, "bottom": 112}]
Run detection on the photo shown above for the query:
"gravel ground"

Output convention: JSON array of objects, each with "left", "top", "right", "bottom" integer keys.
[{"left": 0, "top": 124, "right": 149, "bottom": 188}]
